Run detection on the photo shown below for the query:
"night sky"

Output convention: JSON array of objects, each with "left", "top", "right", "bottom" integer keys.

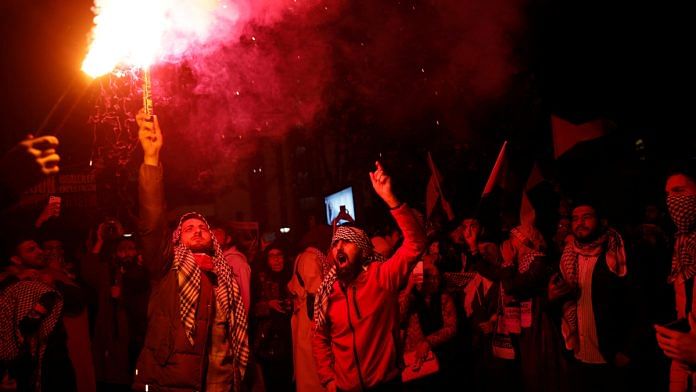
[{"left": 0, "top": 0, "right": 690, "bottom": 231}]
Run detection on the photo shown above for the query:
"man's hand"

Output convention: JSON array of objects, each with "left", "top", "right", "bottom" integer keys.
[
  {"left": 20, "top": 136, "right": 60, "bottom": 175},
  {"left": 35, "top": 197, "right": 60, "bottom": 228},
  {"left": 479, "top": 319, "right": 495, "bottom": 335},
  {"left": 414, "top": 340, "right": 431, "bottom": 367},
  {"left": 136, "top": 109, "right": 162, "bottom": 166},
  {"left": 548, "top": 273, "right": 577, "bottom": 302},
  {"left": 463, "top": 224, "right": 479, "bottom": 252},
  {"left": 268, "top": 299, "right": 289, "bottom": 314},
  {"left": 92, "top": 220, "right": 124, "bottom": 253},
  {"left": 325, "top": 380, "right": 337, "bottom": 392},
  {"left": 1, "top": 135, "right": 60, "bottom": 194},
  {"left": 655, "top": 315, "right": 696, "bottom": 365},
  {"left": 369, "top": 161, "right": 399, "bottom": 208},
  {"left": 334, "top": 209, "right": 354, "bottom": 223}
]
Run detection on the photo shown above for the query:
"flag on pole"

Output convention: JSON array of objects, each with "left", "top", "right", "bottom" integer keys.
[
  {"left": 481, "top": 141, "right": 508, "bottom": 198},
  {"left": 552, "top": 116, "right": 605, "bottom": 159},
  {"left": 426, "top": 152, "right": 455, "bottom": 222},
  {"left": 520, "top": 163, "right": 544, "bottom": 228}
]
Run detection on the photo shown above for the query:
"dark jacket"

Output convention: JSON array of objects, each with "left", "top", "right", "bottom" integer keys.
[
  {"left": 81, "top": 250, "right": 149, "bottom": 385},
  {"left": 591, "top": 250, "right": 647, "bottom": 364},
  {"left": 132, "top": 164, "right": 235, "bottom": 392}
]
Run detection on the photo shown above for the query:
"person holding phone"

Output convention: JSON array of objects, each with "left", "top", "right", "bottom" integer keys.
[
  {"left": 399, "top": 258, "right": 456, "bottom": 388},
  {"left": 81, "top": 222, "right": 150, "bottom": 391},
  {"left": 655, "top": 317, "right": 696, "bottom": 392},
  {"left": 655, "top": 316, "right": 696, "bottom": 366},
  {"left": 251, "top": 244, "right": 294, "bottom": 391},
  {"left": 34, "top": 196, "right": 61, "bottom": 229},
  {"left": 659, "top": 161, "right": 696, "bottom": 391}
]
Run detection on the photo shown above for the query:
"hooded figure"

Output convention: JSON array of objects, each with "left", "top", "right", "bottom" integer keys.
[{"left": 0, "top": 280, "right": 72, "bottom": 392}]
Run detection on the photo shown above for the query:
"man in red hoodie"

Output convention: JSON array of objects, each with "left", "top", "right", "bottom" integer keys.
[{"left": 313, "top": 162, "right": 426, "bottom": 392}]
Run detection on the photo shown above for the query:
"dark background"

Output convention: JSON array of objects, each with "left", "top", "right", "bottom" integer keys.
[{"left": 1, "top": 0, "right": 691, "bottom": 238}]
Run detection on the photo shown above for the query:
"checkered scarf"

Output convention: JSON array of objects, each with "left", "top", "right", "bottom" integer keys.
[
  {"left": 304, "top": 246, "right": 330, "bottom": 279},
  {"left": 313, "top": 226, "right": 385, "bottom": 330},
  {"left": 172, "top": 212, "right": 249, "bottom": 376},
  {"left": 506, "top": 225, "right": 546, "bottom": 273},
  {"left": 667, "top": 194, "right": 696, "bottom": 283},
  {"left": 559, "top": 228, "right": 626, "bottom": 352},
  {"left": 0, "top": 280, "right": 63, "bottom": 391}
]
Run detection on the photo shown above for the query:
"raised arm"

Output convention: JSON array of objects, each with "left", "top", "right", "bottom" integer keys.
[
  {"left": 79, "top": 222, "right": 116, "bottom": 290},
  {"left": 0, "top": 135, "right": 60, "bottom": 210},
  {"left": 371, "top": 161, "right": 426, "bottom": 291},
  {"left": 136, "top": 110, "right": 168, "bottom": 279}
]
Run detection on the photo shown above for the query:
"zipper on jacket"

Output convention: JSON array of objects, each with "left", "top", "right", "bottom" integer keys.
[
  {"left": 201, "top": 272, "right": 216, "bottom": 390},
  {"left": 342, "top": 284, "right": 366, "bottom": 391},
  {"left": 352, "top": 285, "right": 362, "bottom": 319}
]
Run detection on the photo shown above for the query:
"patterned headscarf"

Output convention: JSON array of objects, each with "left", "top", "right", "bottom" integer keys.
[
  {"left": 171, "top": 212, "right": 249, "bottom": 376},
  {"left": 559, "top": 228, "right": 626, "bottom": 352},
  {"left": 667, "top": 194, "right": 696, "bottom": 282},
  {"left": 304, "top": 246, "right": 330, "bottom": 278},
  {"left": 313, "top": 225, "right": 384, "bottom": 330},
  {"left": 0, "top": 281, "right": 63, "bottom": 391},
  {"left": 505, "top": 225, "right": 546, "bottom": 273}
]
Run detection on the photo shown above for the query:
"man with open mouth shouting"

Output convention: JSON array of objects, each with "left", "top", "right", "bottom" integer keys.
[{"left": 313, "top": 161, "right": 426, "bottom": 392}]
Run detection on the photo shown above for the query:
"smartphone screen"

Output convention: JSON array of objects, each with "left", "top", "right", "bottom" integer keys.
[{"left": 48, "top": 195, "right": 61, "bottom": 217}]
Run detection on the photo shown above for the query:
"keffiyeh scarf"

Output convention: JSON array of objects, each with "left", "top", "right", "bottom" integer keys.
[
  {"left": 0, "top": 280, "right": 63, "bottom": 391},
  {"left": 172, "top": 212, "right": 249, "bottom": 375},
  {"left": 559, "top": 228, "right": 626, "bottom": 352},
  {"left": 667, "top": 194, "right": 696, "bottom": 283},
  {"left": 313, "top": 226, "right": 384, "bottom": 330}
]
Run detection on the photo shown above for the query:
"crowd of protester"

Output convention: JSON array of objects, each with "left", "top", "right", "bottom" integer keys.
[{"left": 2, "top": 113, "right": 696, "bottom": 392}]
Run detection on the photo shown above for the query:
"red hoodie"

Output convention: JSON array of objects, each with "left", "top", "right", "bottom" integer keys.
[{"left": 312, "top": 204, "right": 426, "bottom": 391}]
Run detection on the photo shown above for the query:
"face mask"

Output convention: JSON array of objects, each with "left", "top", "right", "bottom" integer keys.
[{"left": 667, "top": 194, "right": 696, "bottom": 233}]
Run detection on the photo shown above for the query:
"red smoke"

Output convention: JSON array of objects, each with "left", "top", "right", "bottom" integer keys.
[{"left": 145, "top": 0, "right": 525, "bottom": 192}]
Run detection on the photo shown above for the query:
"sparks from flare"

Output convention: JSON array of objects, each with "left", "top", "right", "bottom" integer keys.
[{"left": 81, "top": 0, "right": 238, "bottom": 79}]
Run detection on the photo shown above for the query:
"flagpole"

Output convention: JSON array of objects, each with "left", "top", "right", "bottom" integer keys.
[
  {"left": 143, "top": 67, "right": 154, "bottom": 115},
  {"left": 481, "top": 140, "right": 508, "bottom": 198},
  {"left": 427, "top": 151, "right": 455, "bottom": 221},
  {"left": 427, "top": 152, "right": 446, "bottom": 201}
]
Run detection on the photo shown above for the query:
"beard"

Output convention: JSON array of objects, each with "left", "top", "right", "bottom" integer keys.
[
  {"left": 335, "top": 250, "right": 362, "bottom": 283},
  {"left": 186, "top": 236, "right": 213, "bottom": 253},
  {"left": 117, "top": 255, "right": 136, "bottom": 267},
  {"left": 574, "top": 226, "right": 600, "bottom": 244}
]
